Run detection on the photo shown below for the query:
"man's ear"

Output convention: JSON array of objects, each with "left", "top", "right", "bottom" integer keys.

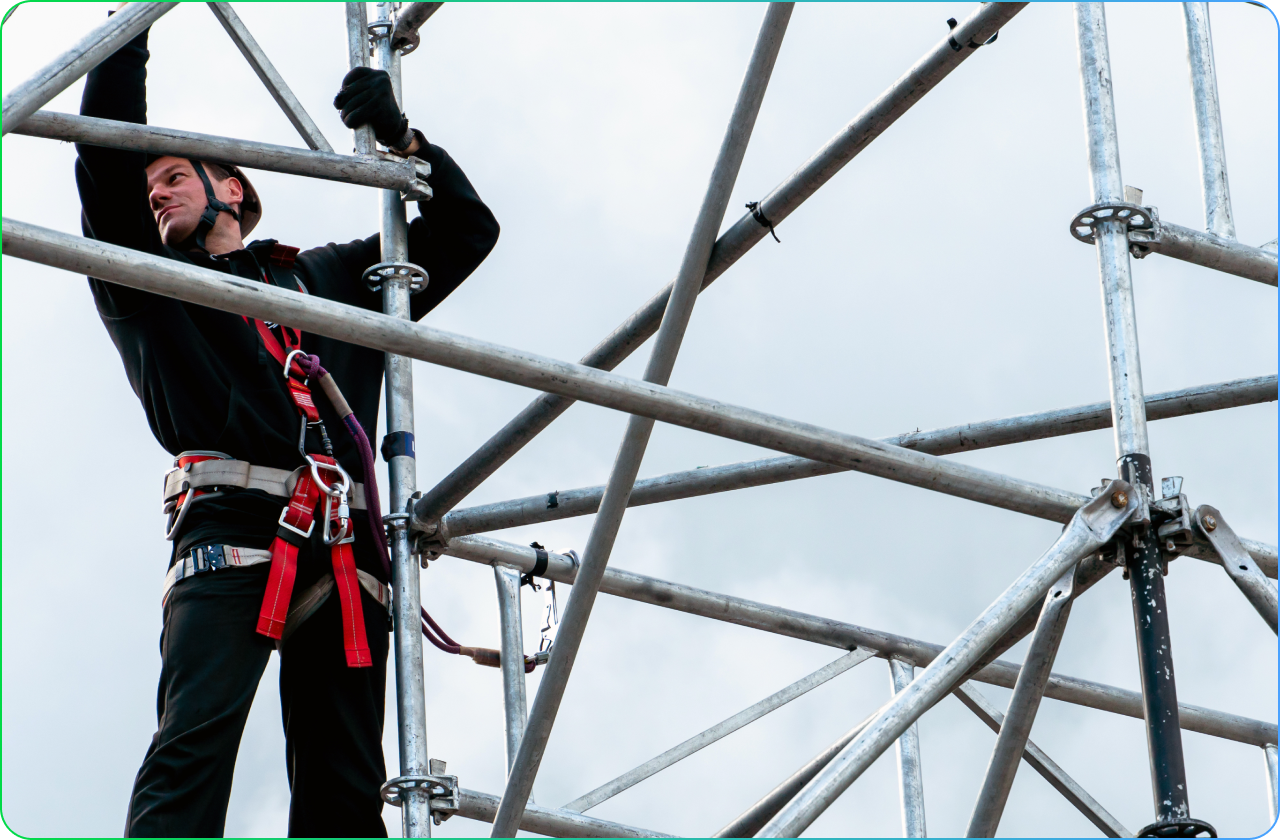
[{"left": 223, "top": 177, "right": 245, "bottom": 206}]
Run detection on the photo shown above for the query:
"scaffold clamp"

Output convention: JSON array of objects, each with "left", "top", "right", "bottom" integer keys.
[{"left": 380, "top": 763, "right": 459, "bottom": 825}]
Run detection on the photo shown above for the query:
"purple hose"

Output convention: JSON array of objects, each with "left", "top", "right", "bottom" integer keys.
[
  {"left": 301, "top": 354, "right": 494, "bottom": 662},
  {"left": 343, "top": 413, "right": 393, "bottom": 582},
  {"left": 296, "top": 353, "right": 393, "bottom": 582}
]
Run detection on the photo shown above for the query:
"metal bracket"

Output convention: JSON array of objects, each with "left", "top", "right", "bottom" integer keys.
[
  {"left": 401, "top": 157, "right": 434, "bottom": 202},
  {"left": 1152, "top": 476, "right": 1194, "bottom": 553},
  {"left": 380, "top": 759, "right": 459, "bottom": 825},
  {"left": 1193, "top": 504, "right": 1278, "bottom": 633},
  {"left": 362, "top": 260, "right": 429, "bottom": 294},
  {"left": 1070, "top": 202, "right": 1159, "bottom": 258}
]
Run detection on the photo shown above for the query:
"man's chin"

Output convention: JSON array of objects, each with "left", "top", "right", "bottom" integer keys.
[{"left": 159, "top": 222, "right": 195, "bottom": 247}]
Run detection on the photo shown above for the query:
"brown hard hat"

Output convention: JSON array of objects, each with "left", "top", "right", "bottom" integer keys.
[{"left": 218, "top": 163, "right": 262, "bottom": 238}]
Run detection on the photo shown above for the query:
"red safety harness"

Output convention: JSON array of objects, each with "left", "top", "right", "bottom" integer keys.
[
  {"left": 164, "top": 244, "right": 545, "bottom": 674},
  {"left": 250, "top": 245, "right": 371, "bottom": 668}
]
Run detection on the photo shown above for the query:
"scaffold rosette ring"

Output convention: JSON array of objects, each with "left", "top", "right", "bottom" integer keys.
[
  {"left": 1070, "top": 201, "right": 1157, "bottom": 245},
  {"left": 379, "top": 773, "right": 459, "bottom": 812},
  {"left": 362, "top": 261, "right": 429, "bottom": 294}
]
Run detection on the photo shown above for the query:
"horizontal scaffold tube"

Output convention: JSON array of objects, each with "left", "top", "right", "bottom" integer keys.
[
  {"left": 456, "top": 787, "right": 673, "bottom": 838},
  {"left": 6, "top": 219, "right": 1102, "bottom": 525},
  {"left": 1134, "top": 219, "right": 1278, "bottom": 286},
  {"left": 438, "top": 534, "right": 1277, "bottom": 748},
  {"left": 13, "top": 111, "right": 425, "bottom": 193},
  {"left": 433, "top": 374, "right": 1278, "bottom": 540},
  {"left": 410, "top": 0, "right": 1029, "bottom": 523}
]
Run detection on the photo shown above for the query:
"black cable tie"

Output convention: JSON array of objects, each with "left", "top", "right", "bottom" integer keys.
[
  {"left": 948, "top": 16, "right": 998, "bottom": 50},
  {"left": 746, "top": 201, "right": 781, "bottom": 243},
  {"left": 521, "top": 542, "right": 549, "bottom": 588}
]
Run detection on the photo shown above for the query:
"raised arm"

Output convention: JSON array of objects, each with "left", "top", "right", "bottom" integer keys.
[
  {"left": 403, "top": 140, "right": 500, "bottom": 320},
  {"left": 74, "top": 20, "right": 159, "bottom": 256},
  {"left": 330, "top": 68, "right": 499, "bottom": 319}
]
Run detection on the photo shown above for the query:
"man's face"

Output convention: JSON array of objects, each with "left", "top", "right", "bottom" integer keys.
[{"left": 145, "top": 157, "right": 241, "bottom": 245}]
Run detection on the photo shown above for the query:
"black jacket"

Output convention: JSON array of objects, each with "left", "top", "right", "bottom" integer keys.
[{"left": 77, "top": 26, "right": 499, "bottom": 572}]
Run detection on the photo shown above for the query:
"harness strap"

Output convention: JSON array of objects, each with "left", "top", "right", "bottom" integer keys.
[
  {"left": 256, "top": 466, "right": 323, "bottom": 639},
  {"left": 191, "top": 160, "right": 241, "bottom": 253},
  {"left": 161, "top": 544, "right": 391, "bottom": 635}
]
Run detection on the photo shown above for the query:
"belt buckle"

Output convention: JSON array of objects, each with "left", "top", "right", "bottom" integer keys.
[{"left": 191, "top": 544, "right": 227, "bottom": 573}]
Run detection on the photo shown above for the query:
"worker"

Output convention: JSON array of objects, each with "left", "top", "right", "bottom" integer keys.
[{"left": 75, "top": 13, "right": 499, "bottom": 838}]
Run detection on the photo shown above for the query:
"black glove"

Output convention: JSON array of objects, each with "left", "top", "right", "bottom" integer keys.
[{"left": 333, "top": 67, "right": 410, "bottom": 148}]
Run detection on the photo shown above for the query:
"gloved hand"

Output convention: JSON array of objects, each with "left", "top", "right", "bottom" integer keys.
[{"left": 333, "top": 67, "right": 410, "bottom": 148}]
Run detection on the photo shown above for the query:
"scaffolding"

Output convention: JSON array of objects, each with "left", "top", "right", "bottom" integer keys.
[{"left": 1, "top": 2, "right": 1277, "bottom": 837}]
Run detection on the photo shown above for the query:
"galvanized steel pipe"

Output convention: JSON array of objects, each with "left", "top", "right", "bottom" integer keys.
[
  {"left": 208, "top": 3, "right": 333, "bottom": 152},
  {"left": 1135, "top": 220, "right": 1277, "bottom": 286},
  {"left": 1181, "top": 2, "right": 1234, "bottom": 239},
  {"left": 889, "top": 660, "right": 927, "bottom": 838},
  {"left": 1, "top": 1, "right": 177, "bottom": 135},
  {"left": 432, "top": 375, "right": 1278, "bottom": 540},
  {"left": 755, "top": 485, "right": 1137, "bottom": 836},
  {"left": 966, "top": 566, "right": 1076, "bottom": 837},
  {"left": 410, "top": 1, "right": 1028, "bottom": 524},
  {"left": 14, "top": 111, "right": 425, "bottom": 192},
  {"left": 491, "top": 8, "right": 792, "bottom": 832},
  {"left": 437, "top": 534, "right": 1278, "bottom": 748}
]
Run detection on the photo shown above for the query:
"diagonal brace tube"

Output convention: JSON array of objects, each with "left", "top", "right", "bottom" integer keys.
[
  {"left": 490, "top": 8, "right": 793, "bottom": 833},
  {"left": 756, "top": 483, "right": 1138, "bottom": 837},
  {"left": 1, "top": 1, "right": 177, "bottom": 135},
  {"left": 565, "top": 648, "right": 872, "bottom": 814},
  {"left": 433, "top": 375, "right": 1278, "bottom": 541},
  {"left": 410, "top": 1, "right": 1027, "bottom": 524},
  {"left": 967, "top": 565, "right": 1077, "bottom": 837},
  {"left": 439, "top": 533, "right": 1278, "bottom": 748},
  {"left": 954, "top": 683, "right": 1131, "bottom": 837},
  {"left": 208, "top": 2, "right": 334, "bottom": 152}
]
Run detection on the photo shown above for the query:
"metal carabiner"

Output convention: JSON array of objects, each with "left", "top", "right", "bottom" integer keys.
[
  {"left": 283, "top": 348, "right": 309, "bottom": 380},
  {"left": 323, "top": 490, "right": 353, "bottom": 546},
  {"left": 306, "top": 454, "right": 351, "bottom": 499}
]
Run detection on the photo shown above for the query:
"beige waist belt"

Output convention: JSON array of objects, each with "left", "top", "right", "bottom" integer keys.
[{"left": 162, "top": 459, "right": 368, "bottom": 511}]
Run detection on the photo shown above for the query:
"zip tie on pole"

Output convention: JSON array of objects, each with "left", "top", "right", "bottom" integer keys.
[
  {"left": 948, "top": 16, "right": 999, "bottom": 51},
  {"left": 746, "top": 201, "right": 781, "bottom": 243}
]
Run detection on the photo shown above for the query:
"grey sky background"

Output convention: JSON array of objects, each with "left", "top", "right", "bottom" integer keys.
[{"left": 2, "top": 2, "right": 1277, "bottom": 837}]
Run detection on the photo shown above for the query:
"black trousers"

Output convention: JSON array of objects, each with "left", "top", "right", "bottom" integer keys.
[{"left": 125, "top": 564, "right": 390, "bottom": 838}]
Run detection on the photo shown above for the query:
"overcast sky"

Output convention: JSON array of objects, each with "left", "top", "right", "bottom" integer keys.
[{"left": 2, "top": 2, "right": 1277, "bottom": 838}]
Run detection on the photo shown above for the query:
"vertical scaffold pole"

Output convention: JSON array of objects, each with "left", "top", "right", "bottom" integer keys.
[
  {"left": 494, "top": 566, "right": 529, "bottom": 775},
  {"left": 345, "top": 3, "right": 376, "bottom": 155},
  {"left": 888, "top": 660, "right": 926, "bottom": 838},
  {"left": 1074, "top": 5, "right": 1201, "bottom": 834},
  {"left": 1265, "top": 744, "right": 1278, "bottom": 825},
  {"left": 1181, "top": 2, "right": 1235, "bottom": 240},
  {"left": 367, "top": 2, "right": 432, "bottom": 835}
]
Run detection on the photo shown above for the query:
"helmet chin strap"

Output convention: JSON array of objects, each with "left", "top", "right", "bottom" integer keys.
[{"left": 189, "top": 160, "right": 241, "bottom": 253}]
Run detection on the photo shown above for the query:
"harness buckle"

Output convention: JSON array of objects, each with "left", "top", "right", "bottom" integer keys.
[
  {"left": 192, "top": 544, "right": 226, "bottom": 573},
  {"left": 277, "top": 505, "right": 316, "bottom": 540}
]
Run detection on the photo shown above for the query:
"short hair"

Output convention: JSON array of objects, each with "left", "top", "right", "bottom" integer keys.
[{"left": 200, "top": 162, "right": 232, "bottom": 182}]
